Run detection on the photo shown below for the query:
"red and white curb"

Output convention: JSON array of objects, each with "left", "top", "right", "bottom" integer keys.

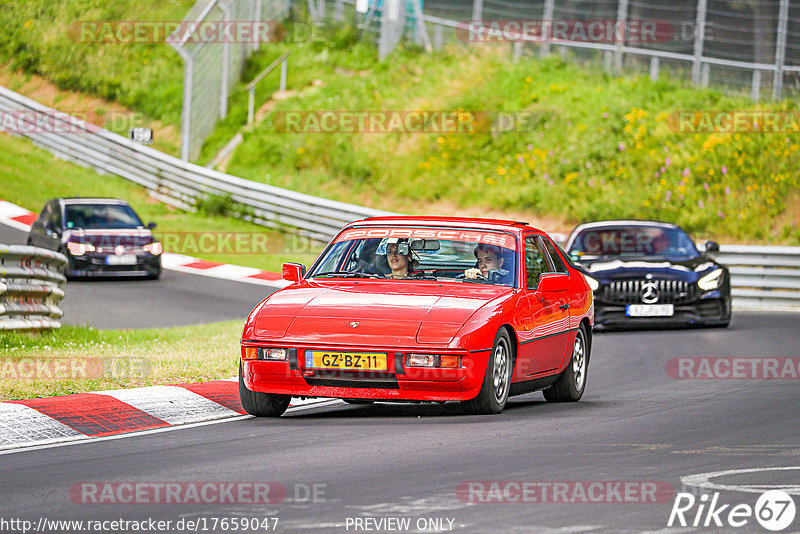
[
  {"left": 0, "top": 199, "right": 290, "bottom": 288},
  {"left": 0, "top": 381, "right": 338, "bottom": 452}
]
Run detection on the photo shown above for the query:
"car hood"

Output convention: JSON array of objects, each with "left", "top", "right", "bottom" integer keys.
[
  {"left": 252, "top": 281, "right": 512, "bottom": 346},
  {"left": 577, "top": 254, "right": 719, "bottom": 281},
  {"left": 67, "top": 229, "right": 154, "bottom": 249}
]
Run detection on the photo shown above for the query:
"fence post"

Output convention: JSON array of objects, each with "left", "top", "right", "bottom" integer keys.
[
  {"left": 433, "top": 24, "right": 443, "bottom": 49},
  {"left": 649, "top": 56, "right": 659, "bottom": 81},
  {"left": 773, "top": 0, "right": 789, "bottom": 100},
  {"left": 541, "top": 0, "right": 555, "bottom": 57},
  {"left": 254, "top": 0, "right": 262, "bottom": 52},
  {"left": 472, "top": 0, "right": 483, "bottom": 22},
  {"left": 280, "top": 56, "right": 288, "bottom": 92},
  {"left": 335, "top": 0, "right": 344, "bottom": 21},
  {"left": 378, "top": 0, "right": 403, "bottom": 59},
  {"left": 751, "top": 70, "right": 761, "bottom": 101},
  {"left": 701, "top": 63, "right": 710, "bottom": 87},
  {"left": 614, "top": 0, "right": 629, "bottom": 74},
  {"left": 218, "top": 0, "right": 232, "bottom": 119},
  {"left": 248, "top": 88, "right": 255, "bottom": 125},
  {"left": 176, "top": 48, "right": 193, "bottom": 162},
  {"left": 692, "top": 0, "right": 707, "bottom": 85}
]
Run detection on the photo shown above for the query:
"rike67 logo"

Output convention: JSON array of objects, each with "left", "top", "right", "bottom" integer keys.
[{"left": 668, "top": 490, "right": 796, "bottom": 531}]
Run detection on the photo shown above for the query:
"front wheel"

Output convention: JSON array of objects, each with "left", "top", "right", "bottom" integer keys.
[
  {"left": 543, "top": 325, "right": 589, "bottom": 402},
  {"left": 239, "top": 362, "right": 291, "bottom": 417},
  {"left": 463, "top": 329, "right": 513, "bottom": 415}
]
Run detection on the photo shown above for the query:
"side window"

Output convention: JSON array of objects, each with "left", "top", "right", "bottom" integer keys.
[
  {"left": 543, "top": 237, "right": 568, "bottom": 273},
  {"left": 37, "top": 203, "right": 52, "bottom": 226},
  {"left": 50, "top": 203, "right": 63, "bottom": 229},
  {"left": 525, "top": 236, "right": 548, "bottom": 289}
]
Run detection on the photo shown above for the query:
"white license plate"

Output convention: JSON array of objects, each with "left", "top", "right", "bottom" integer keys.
[
  {"left": 105, "top": 255, "right": 137, "bottom": 265},
  {"left": 626, "top": 304, "right": 674, "bottom": 317}
]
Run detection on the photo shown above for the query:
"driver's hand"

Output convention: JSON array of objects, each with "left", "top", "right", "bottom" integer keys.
[{"left": 464, "top": 268, "right": 482, "bottom": 279}]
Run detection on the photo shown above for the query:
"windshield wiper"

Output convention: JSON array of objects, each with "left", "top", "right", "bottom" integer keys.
[{"left": 313, "top": 271, "right": 385, "bottom": 279}]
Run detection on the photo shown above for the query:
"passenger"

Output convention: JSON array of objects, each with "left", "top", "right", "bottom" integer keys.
[
  {"left": 465, "top": 243, "right": 507, "bottom": 280},
  {"left": 377, "top": 238, "right": 418, "bottom": 278}
]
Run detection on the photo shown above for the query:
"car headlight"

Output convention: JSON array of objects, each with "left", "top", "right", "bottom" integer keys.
[
  {"left": 143, "top": 242, "right": 163, "bottom": 255},
  {"left": 583, "top": 274, "right": 600, "bottom": 291},
  {"left": 698, "top": 269, "right": 723, "bottom": 290},
  {"left": 66, "top": 242, "right": 95, "bottom": 256}
]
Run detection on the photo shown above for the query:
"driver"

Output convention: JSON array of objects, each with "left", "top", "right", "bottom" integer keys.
[
  {"left": 465, "top": 243, "right": 506, "bottom": 280},
  {"left": 376, "top": 238, "right": 417, "bottom": 278}
]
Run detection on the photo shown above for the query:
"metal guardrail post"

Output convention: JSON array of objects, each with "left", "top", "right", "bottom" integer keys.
[
  {"left": 280, "top": 56, "right": 288, "bottom": 92},
  {"left": 692, "top": 0, "right": 707, "bottom": 86},
  {"left": 773, "top": 0, "right": 789, "bottom": 100},
  {"left": 614, "top": 0, "right": 629, "bottom": 74}
]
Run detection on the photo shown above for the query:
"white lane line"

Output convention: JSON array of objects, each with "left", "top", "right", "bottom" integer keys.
[
  {"left": 681, "top": 466, "right": 800, "bottom": 495},
  {"left": 0, "top": 398, "right": 345, "bottom": 456},
  {"left": 93, "top": 385, "right": 238, "bottom": 425},
  {"left": 0, "top": 403, "right": 83, "bottom": 449}
]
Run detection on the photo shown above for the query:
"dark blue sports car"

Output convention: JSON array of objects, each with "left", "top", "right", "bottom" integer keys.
[{"left": 565, "top": 220, "right": 731, "bottom": 328}]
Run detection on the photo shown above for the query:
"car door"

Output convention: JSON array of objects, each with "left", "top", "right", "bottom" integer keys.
[
  {"left": 30, "top": 201, "right": 59, "bottom": 249},
  {"left": 515, "top": 234, "right": 571, "bottom": 377}
]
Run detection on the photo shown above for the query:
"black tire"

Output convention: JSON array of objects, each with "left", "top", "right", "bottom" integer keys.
[
  {"left": 343, "top": 399, "right": 375, "bottom": 405},
  {"left": 463, "top": 329, "right": 513, "bottom": 415},
  {"left": 238, "top": 362, "right": 291, "bottom": 417},
  {"left": 543, "top": 325, "right": 589, "bottom": 402}
]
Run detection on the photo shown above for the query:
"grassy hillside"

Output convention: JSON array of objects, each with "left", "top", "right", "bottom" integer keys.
[
  {"left": 224, "top": 45, "right": 800, "bottom": 243},
  {"left": 2, "top": 0, "right": 798, "bottom": 243}
]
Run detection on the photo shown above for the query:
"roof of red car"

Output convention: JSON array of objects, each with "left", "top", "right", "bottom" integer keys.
[{"left": 350, "top": 215, "right": 539, "bottom": 233}]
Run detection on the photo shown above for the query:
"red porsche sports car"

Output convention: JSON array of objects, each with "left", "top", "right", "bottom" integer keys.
[{"left": 240, "top": 216, "right": 594, "bottom": 416}]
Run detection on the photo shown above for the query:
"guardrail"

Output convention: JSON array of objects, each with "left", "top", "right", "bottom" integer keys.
[
  {"left": 0, "top": 245, "right": 67, "bottom": 330},
  {"left": 710, "top": 245, "right": 800, "bottom": 309},
  {"left": 0, "top": 86, "right": 395, "bottom": 243}
]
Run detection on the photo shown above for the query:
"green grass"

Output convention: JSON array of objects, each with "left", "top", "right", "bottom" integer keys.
[
  {"left": 0, "top": 0, "right": 194, "bottom": 126},
  {"left": 0, "top": 133, "right": 321, "bottom": 271},
  {"left": 0, "top": 321, "right": 242, "bottom": 400},
  {"left": 221, "top": 44, "right": 800, "bottom": 244},
  {"left": 3, "top": 0, "right": 799, "bottom": 243}
]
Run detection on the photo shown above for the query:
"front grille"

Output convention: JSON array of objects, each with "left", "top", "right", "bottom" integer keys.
[{"left": 601, "top": 279, "right": 696, "bottom": 305}]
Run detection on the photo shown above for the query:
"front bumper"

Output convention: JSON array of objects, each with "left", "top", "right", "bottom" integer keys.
[
  {"left": 242, "top": 344, "right": 488, "bottom": 402},
  {"left": 67, "top": 253, "right": 161, "bottom": 278},
  {"left": 593, "top": 292, "right": 731, "bottom": 329}
]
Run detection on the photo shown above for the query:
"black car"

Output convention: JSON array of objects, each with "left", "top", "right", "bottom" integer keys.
[
  {"left": 28, "top": 197, "right": 162, "bottom": 279},
  {"left": 564, "top": 220, "right": 731, "bottom": 328}
]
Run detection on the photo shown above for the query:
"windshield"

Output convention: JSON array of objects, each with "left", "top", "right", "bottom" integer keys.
[
  {"left": 307, "top": 227, "right": 518, "bottom": 287},
  {"left": 65, "top": 203, "right": 144, "bottom": 230},
  {"left": 567, "top": 225, "right": 699, "bottom": 259}
]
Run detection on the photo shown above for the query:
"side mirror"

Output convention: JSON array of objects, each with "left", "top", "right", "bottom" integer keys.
[
  {"left": 147, "top": 222, "right": 157, "bottom": 230},
  {"left": 537, "top": 273, "right": 568, "bottom": 293},
  {"left": 282, "top": 262, "right": 306, "bottom": 283},
  {"left": 704, "top": 241, "right": 720, "bottom": 253}
]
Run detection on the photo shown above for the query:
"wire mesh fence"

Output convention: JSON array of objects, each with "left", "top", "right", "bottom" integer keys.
[
  {"left": 324, "top": 0, "right": 800, "bottom": 101},
  {"left": 169, "top": 0, "right": 291, "bottom": 161}
]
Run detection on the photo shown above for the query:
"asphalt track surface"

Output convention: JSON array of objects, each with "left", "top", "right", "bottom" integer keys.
[
  {"left": 2, "top": 312, "right": 799, "bottom": 533},
  {"left": 0, "top": 222, "right": 272, "bottom": 329}
]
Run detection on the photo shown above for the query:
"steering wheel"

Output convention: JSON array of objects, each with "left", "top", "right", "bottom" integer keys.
[{"left": 456, "top": 272, "right": 489, "bottom": 281}]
